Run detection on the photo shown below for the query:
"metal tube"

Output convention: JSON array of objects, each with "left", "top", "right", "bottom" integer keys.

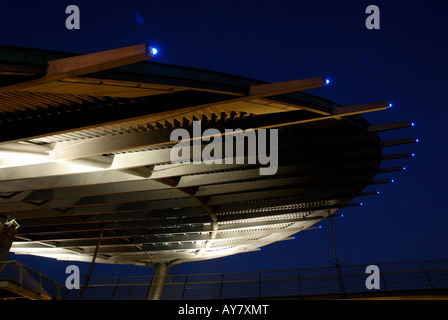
[
  {"left": 181, "top": 275, "right": 188, "bottom": 299},
  {"left": 328, "top": 216, "right": 345, "bottom": 296},
  {"left": 77, "top": 226, "right": 104, "bottom": 299},
  {"left": 146, "top": 263, "right": 169, "bottom": 300}
]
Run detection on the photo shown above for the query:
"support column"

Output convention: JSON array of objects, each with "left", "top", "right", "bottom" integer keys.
[
  {"left": 146, "top": 263, "right": 169, "bottom": 300},
  {"left": 0, "top": 219, "right": 19, "bottom": 261}
]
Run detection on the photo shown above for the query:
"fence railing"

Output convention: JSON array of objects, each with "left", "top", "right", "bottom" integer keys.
[
  {"left": 0, "top": 260, "right": 61, "bottom": 299},
  {"left": 61, "top": 259, "right": 448, "bottom": 300},
  {"left": 2, "top": 259, "right": 447, "bottom": 300}
]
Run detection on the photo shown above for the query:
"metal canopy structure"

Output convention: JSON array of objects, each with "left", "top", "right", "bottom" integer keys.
[{"left": 0, "top": 44, "right": 415, "bottom": 268}]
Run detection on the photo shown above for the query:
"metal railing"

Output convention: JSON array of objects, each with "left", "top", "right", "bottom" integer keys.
[
  {"left": 61, "top": 259, "right": 448, "bottom": 300},
  {"left": 0, "top": 260, "right": 61, "bottom": 299}
]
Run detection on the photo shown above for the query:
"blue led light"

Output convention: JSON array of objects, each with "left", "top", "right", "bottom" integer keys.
[
  {"left": 341, "top": 214, "right": 344, "bottom": 218},
  {"left": 360, "top": 202, "right": 363, "bottom": 206},
  {"left": 411, "top": 122, "right": 415, "bottom": 127},
  {"left": 150, "top": 47, "right": 158, "bottom": 56},
  {"left": 412, "top": 153, "right": 415, "bottom": 157},
  {"left": 403, "top": 166, "right": 406, "bottom": 171},
  {"left": 325, "top": 79, "right": 330, "bottom": 85},
  {"left": 391, "top": 179, "right": 395, "bottom": 183},
  {"left": 377, "top": 191, "right": 380, "bottom": 195},
  {"left": 389, "top": 103, "right": 393, "bottom": 108}
]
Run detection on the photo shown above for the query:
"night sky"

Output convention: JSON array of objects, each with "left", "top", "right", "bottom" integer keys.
[{"left": 1, "top": 0, "right": 447, "bottom": 284}]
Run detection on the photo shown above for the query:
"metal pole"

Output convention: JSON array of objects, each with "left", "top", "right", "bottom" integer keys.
[
  {"left": 56, "top": 283, "right": 61, "bottom": 300},
  {"left": 181, "top": 275, "right": 188, "bottom": 299},
  {"left": 39, "top": 273, "right": 42, "bottom": 295},
  {"left": 219, "top": 273, "right": 225, "bottom": 299},
  {"left": 420, "top": 261, "right": 435, "bottom": 292},
  {"left": 77, "top": 226, "right": 104, "bottom": 300},
  {"left": 328, "top": 216, "right": 345, "bottom": 296},
  {"left": 19, "top": 263, "right": 23, "bottom": 286},
  {"left": 110, "top": 277, "right": 121, "bottom": 300},
  {"left": 146, "top": 263, "right": 169, "bottom": 300}
]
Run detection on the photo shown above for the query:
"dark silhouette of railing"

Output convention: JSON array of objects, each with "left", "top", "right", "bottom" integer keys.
[
  {"left": 0, "top": 260, "right": 61, "bottom": 299},
  {"left": 59, "top": 259, "right": 448, "bottom": 300}
]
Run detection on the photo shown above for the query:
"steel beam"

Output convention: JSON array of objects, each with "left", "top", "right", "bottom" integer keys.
[
  {"left": 333, "top": 102, "right": 390, "bottom": 116},
  {"left": 0, "top": 163, "right": 375, "bottom": 214},
  {"left": 248, "top": 77, "right": 327, "bottom": 97},
  {"left": 368, "top": 121, "right": 414, "bottom": 132},
  {"left": 15, "top": 199, "right": 342, "bottom": 235},
  {"left": 381, "top": 138, "right": 418, "bottom": 147},
  {"left": 0, "top": 44, "right": 156, "bottom": 93}
]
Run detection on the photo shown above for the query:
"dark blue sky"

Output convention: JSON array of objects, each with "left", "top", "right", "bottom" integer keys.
[{"left": 1, "top": 0, "right": 447, "bottom": 282}]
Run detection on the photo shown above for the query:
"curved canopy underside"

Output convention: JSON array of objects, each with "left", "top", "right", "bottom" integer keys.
[{"left": 0, "top": 45, "right": 414, "bottom": 267}]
